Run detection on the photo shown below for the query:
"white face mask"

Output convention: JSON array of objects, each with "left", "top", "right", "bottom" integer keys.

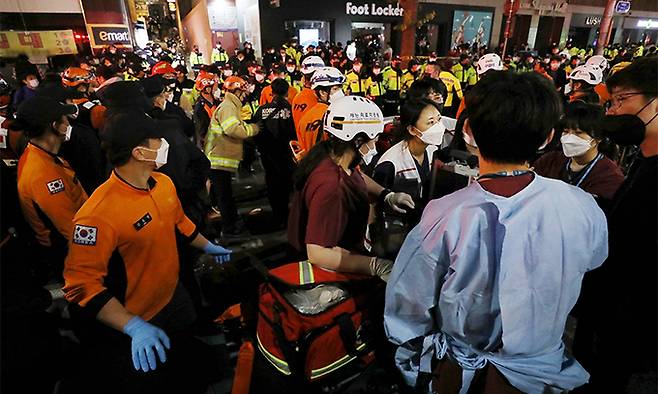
[
  {"left": 329, "top": 89, "right": 344, "bottom": 103},
  {"left": 561, "top": 133, "right": 593, "bottom": 157},
  {"left": 27, "top": 79, "right": 39, "bottom": 88},
  {"left": 248, "top": 85, "right": 255, "bottom": 93},
  {"left": 255, "top": 74, "right": 265, "bottom": 82},
  {"left": 166, "top": 92, "right": 173, "bottom": 103},
  {"left": 64, "top": 124, "right": 72, "bottom": 142},
  {"left": 463, "top": 130, "right": 478, "bottom": 148},
  {"left": 140, "top": 138, "right": 169, "bottom": 168},
  {"left": 286, "top": 66, "right": 295, "bottom": 73},
  {"left": 564, "top": 82, "right": 573, "bottom": 95},
  {"left": 360, "top": 143, "right": 377, "bottom": 165},
  {"left": 213, "top": 88, "right": 222, "bottom": 99},
  {"left": 223, "top": 70, "right": 233, "bottom": 77},
  {"left": 415, "top": 122, "right": 445, "bottom": 146}
]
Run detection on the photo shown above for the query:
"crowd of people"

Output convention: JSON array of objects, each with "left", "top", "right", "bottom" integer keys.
[{"left": 0, "top": 34, "right": 656, "bottom": 394}]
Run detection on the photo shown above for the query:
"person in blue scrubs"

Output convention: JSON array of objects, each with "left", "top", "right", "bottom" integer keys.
[{"left": 384, "top": 71, "right": 609, "bottom": 393}]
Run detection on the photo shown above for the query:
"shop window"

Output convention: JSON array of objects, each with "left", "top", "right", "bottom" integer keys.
[
  {"left": 284, "top": 20, "right": 330, "bottom": 46},
  {"left": 351, "top": 22, "right": 390, "bottom": 63}
]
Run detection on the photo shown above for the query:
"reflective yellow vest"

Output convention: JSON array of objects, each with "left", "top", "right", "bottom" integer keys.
[
  {"left": 344, "top": 70, "right": 368, "bottom": 94},
  {"left": 366, "top": 76, "right": 386, "bottom": 97},
  {"left": 439, "top": 71, "right": 463, "bottom": 108},
  {"left": 451, "top": 63, "right": 478, "bottom": 87},
  {"left": 382, "top": 66, "right": 402, "bottom": 92}
]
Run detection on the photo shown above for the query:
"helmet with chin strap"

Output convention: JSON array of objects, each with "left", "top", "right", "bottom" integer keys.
[{"left": 323, "top": 95, "right": 384, "bottom": 141}]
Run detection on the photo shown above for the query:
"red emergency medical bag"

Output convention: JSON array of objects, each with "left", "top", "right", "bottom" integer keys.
[{"left": 256, "top": 260, "right": 383, "bottom": 383}]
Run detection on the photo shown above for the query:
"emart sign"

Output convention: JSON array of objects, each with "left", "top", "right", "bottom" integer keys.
[{"left": 87, "top": 24, "right": 132, "bottom": 49}]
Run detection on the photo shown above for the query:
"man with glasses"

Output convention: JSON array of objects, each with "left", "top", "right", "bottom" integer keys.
[{"left": 573, "top": 56, "right": 657, "bottom": 393}]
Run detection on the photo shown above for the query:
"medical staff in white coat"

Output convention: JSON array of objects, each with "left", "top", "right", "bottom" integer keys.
[{"left": 384, "top": 71, "right": 608, "bottom": 393}]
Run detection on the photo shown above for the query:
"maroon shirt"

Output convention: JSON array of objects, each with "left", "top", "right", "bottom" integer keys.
[
  {"left": 288, "top": 158, "right": 370, "bottom": 256},
  {"left": 533, "top": 150, "right": 624, "bottom": 200},
  {"left": 478, "top": 173, "right": 534, "bottom": 197}
]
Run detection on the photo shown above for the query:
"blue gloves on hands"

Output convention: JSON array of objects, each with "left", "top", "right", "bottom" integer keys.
[
  {"left": 123, "top": 316, "right": 171, "bottom": 372},
  {"left": 203, "top": 241, "right": 232, "bottom": 264}
]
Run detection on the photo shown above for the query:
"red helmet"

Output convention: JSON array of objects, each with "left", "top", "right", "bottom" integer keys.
[
  {"left": 62, "top": 67, "right": 94, "bottom": 87},
  {"left": 150, "top": 61, "right": 176, "bottom": 76},
  {"left": 223, "top": 76, "right": 247, "bottom": 91},
  {"left": 195, "top": 70, "right": 216, "bottom": 91}
]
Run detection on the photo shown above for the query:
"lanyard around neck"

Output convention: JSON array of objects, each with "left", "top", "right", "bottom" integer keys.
[{"left": 565, "top": 153, "right": 602, "bottom": 187}]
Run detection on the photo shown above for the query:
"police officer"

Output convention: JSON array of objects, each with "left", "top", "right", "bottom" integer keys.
[
  {"left": 382, "top": 56, "right": 404, "bottom": 116},
  {"left": 211, "top": 42, "right": 229, "bottom": 66},
  {"left": 172, "top": 65, "right": 194, "bottom": 107},
  {"left": 344, "top": 58, "right": 368, "bottom": 97},
  {"left": 366, "top": 61, "right": 387, "bottom": 109},
  {"left": 451, "top": 53, "right": 478, "bottom": 91},
  {"left": 252, "top": 78, "right": 296, "bottom": 228}
]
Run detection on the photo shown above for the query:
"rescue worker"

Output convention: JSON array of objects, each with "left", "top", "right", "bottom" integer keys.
[
  {"left": 451, "top": 54, "right": 478, "bottom": 91},
  {"left": 62, "top": 112, "right": 231, "bottom": 394},
  {"left": 385, "top": 71, "right": 608, "bottom": 393},
  {"left": 295, "top": 67, "right": 346, "bottom": 157},
  {"left": 344, "top": 58, "right": 368, "bottom": 97},
  {"left": 285, "top": 38, "right": 302, "bottom": 65},
  {"left": 211, "top": 42, "right": 229, "bottom": 66},
  {"left": 13, "top": 96, "right": 88, "bottom": 276},
  {"left": 37, "top": 81, "right": 106, "bottom": 195},
  {"left": 259, "top": 64, "right": 298, "bottom": 106},
  {"left": 533, "top": 101, "right": 624, "bottom": 201},
  {"left": 292, "top": 56, "right": 325, "bottom": 127},
  {"left": 150, "top": 61, "right": 176, "bottom": 80},
  {"left": 568, "top": 64, "right": 603, "bottom": 104},
  {"left": 172, "top": 65, "right": 194, "bottom": 107},
  {"left": 373, "top": 99, "right": 445, "bottom": 227},
  {"left": 288, "top": 95, "right": 414, "bottom": 280},
  {"left": 366, "top": 61, "right": 386, "bottom": 109},
  {"left": 205, "top": 76, "right": 260, "bottom": 238},
  {"left": 252, "top": 79, "right": 296, "bottom": 228},
  {"left": 573, "top": 57, "right": 658, "bottom": 393},
  {"left": 189, "top": 45, "right": 205, "bottom": 70},
  {"left": 382, "top": 56, "right": 404, "bottom": 116},
  {"left": 192, "top": 70, "right": 219, "bottom": 146}
]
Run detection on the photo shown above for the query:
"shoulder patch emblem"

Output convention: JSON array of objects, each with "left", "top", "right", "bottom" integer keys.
[
  {"left": 73, "top": 225, "right": 97, "bottom": 246},
  {"left": 46, "top": 179, "right": 65, "bottom": 194}
]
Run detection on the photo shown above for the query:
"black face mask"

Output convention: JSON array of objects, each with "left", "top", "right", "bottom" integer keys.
[{"left": 602, "top": 98, "right": 657, "bottom": 146}]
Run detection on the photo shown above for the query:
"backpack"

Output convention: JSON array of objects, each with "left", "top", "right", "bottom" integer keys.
[{"left": 255, "top": 261, "right": 384, "bottom": 386}]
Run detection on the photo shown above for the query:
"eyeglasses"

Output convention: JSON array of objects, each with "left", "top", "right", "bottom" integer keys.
[{"left": 605, "top": 92, "right": 649, "bottom": 111}]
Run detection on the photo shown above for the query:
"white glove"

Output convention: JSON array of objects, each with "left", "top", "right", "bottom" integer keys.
[
  {"left": 384, "top": 192, "right": 415, "bottom": 213},
  {"left": 369, "top": 257, "right": 394, "bottom": 282}
]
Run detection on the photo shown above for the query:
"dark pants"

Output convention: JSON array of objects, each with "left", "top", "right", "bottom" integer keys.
[
  {"left": 260, "top": 149, "right": 293, "bottom": 226},
  {"left": 429, "top": 358, "right": 522, "bottom": 394},
  {"left": 210, "top": 169, "right": 239, "bottom": 231},
  {"left": 66, "top": 284, "right": 218, "bottom": 394},
  {"left": 383, "top": 90, "right": 400, "bottom": 116}
]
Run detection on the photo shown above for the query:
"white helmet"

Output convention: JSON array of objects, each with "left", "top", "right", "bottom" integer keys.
[
  {"left": 301, "top": 56, "right": 325, "bottom": 75},
  {"left": 476, "top": 53, "right": 503, "bottom": 75},
  {"left": 569, "top": 64, "right": 603, "bottom": 85},
  {"left": 585, "top": 55, "right": 609, "bottom": 71},
  {"left": 323, "top": 96, "right": 384, "bottom": 141},
  {"left": 311, "top": 67, "right": 346, "bottom": 89}
]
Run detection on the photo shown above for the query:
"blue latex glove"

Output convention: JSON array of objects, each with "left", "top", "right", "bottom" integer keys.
[
  {"left": 203, "top": 241, "right": 232, "bottom": 264},
  {"left": 123, "top": 316, "right": 171, "bottom": 372}
]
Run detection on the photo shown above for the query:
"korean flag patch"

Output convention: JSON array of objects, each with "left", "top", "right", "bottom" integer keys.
[
  {"left": 73, "top": 225, "right": 97, "bottom": 246},
  {"left": 47, "top": 178, "right": 65, "bottom": 194}
]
